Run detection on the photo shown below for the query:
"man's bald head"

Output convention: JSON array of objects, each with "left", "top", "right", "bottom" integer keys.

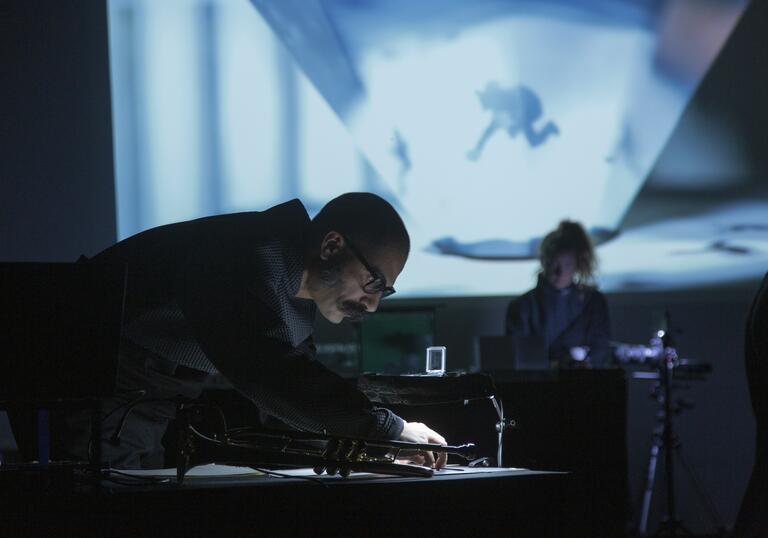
[
  {"left": 310, "top": 192, "right": 410, "bottom": 260},
  {"left": 303, "top": 193, "right": 410, "bottom": 323}
]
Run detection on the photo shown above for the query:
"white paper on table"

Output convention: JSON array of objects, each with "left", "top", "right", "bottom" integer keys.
[
  {"left": 115, "top": 463, "right": 264, "bottom": 479},
  {"left": 271, "top": 466, "right": 527, "bottom": 478}
]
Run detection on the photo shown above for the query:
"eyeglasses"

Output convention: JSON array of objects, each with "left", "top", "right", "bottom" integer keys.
[{"left": 342, "top": 235, "right": 396, "bottom": 298}]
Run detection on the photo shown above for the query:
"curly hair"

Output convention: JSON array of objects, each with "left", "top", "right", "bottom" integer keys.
[{"left": 538, "top": 220, "right": 596, "bottom": 285}]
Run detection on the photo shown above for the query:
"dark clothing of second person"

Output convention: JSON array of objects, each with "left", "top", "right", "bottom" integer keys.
[
  {"left": 505, "top": 276, "right": 610, "bottom": 367},
  {"left": 65, "top": 200, "right": 403, "bottom": 468}
]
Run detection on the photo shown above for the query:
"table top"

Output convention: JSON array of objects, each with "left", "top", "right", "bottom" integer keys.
[{"left": 104, "top": 464, "right": 563, "bottom": 491}]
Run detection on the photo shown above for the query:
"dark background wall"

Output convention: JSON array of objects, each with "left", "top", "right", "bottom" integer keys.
[
  {"left": 1, "top": 0, "right": 766, "bottom": 533},
  {"left": 0, "top": 0, "right": 117, "bottom": 457},
  {"left": 1, "top": 0, "right": 117, "bottom": 262}
]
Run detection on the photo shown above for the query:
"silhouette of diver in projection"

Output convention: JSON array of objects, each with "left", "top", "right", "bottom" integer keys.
[
  {"left": 430, "top": 227, "right": 618, "bottom": 261},
  {"left": 467, "top": 82, "right": 559, "bottom": 161},
  {"left": 391, "top": 130, "right": 411, "bottom": 194}
]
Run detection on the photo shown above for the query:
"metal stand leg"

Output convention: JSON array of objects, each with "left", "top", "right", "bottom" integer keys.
[
  {"left": 176, "top": 404, "right": 193, "bottom": 485},
  {"left": 491, "top": 396, "right": 504, "bottom": 466},
  {"left": 639, "top": 427, "right": 662, "bottom": 537}
]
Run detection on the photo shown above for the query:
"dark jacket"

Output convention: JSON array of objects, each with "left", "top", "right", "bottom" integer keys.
[
  {"left": 505, "top": 276, "right": 611, "bottom": 367},
  {"left": 88, "top": 199, "right": 403, "bottom": 440}
]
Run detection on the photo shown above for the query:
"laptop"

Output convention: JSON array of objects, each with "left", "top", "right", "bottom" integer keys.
[{"left": 476, "top": 335, "right": 549, "bottom": 372}]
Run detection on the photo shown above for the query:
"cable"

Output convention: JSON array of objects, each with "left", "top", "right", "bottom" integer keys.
[
  {"left": 248, "top": 467, "right": 329, "bottom": 487},
  {"left": 188, "top": 425, "right": 222, "bottom": 445},
  {"left": 87, "top": 395, "right": 173, "bottom": 460},
  {"left": 101, "top": 390, "right": 147, "bottom": 423},
  {"left": 106, "top": 469, "right": 172, "bottom": 484},
  {"left": 109, "top": 397, "right": 176, "bottom": 446}
]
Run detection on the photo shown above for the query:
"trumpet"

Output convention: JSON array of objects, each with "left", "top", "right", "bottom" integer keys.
[{"left": 175, "top": 403, "right": 477, "bottom": 483}]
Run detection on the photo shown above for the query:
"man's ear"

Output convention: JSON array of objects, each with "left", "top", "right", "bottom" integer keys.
[{"left": 319, "top": 231, "right": 344, "bottom": 261}]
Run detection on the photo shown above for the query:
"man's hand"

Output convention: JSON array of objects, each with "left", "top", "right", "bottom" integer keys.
[{"left": 398, "top": 421, "right": 448, "bottom": 470}]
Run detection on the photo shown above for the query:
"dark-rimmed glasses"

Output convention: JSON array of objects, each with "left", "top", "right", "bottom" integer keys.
[{"left": 342, "top": 235, "right": 396, "bottom": 298}]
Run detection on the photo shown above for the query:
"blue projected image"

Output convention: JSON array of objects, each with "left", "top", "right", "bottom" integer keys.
[{"left": 108, "top": 0, "right": 764, "bottom": 296}]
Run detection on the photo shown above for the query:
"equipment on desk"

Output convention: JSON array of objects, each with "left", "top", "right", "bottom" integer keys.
[
  {"left": 357, "top": 372, "right": 513, "bottom": 467},
  {"left": 612, "top": 341, "right": 712, "bottom": 381},
  {"left": 475, "top": 335, "right": 549, "bottom": 372},
  {"left": 174, "top": 403, "right": 477, "bottom": 484},
  {"left": 611, "top": 314, "right": 724, "bottom": 538},
  {"left": 425, "top": 346, "right": 447, "bottom": 375}
]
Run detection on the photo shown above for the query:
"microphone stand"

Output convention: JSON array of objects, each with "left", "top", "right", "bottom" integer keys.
[
  {"left": 638, "top": 331, "right": 688, "bottom": 537},
  {"left": 636, "top": 319, "right": 725, "bottom": 537}
]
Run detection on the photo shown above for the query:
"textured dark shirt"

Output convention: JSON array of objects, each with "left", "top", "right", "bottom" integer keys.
[
  {"left": 505, "top": 275, "right": 611, "bottom": 366},
  {"left": 88, "top": 200, "right": 404, "bottom": 440},
  {"left": 540, "top": 282, "right": 581, "bottom": 348},
  {"left": 122, "top": 238, "right": 316, "bottom": 373}
]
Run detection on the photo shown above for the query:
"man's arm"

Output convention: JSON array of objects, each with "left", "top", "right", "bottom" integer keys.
[{"left": 177, "top": 252, "right": 403, "bottom": 441}]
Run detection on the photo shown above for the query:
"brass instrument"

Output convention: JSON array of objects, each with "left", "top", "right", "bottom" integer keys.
[{"left": 175, "top": 403, "right": 477, "bottom": 483}]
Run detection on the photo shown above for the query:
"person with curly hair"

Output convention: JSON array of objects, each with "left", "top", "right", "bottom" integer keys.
[{"left": 505, "top": 220, "right": 610, "bottom": 368}]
